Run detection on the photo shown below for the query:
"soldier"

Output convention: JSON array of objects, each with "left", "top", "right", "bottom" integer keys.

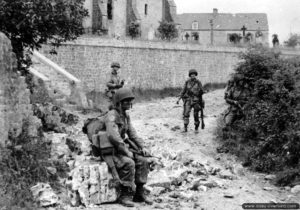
[
  {"left": 177, "top": 69, "right": 204, "bottom": 132},
  {"left": 104, "top": 88, "right": 152, "bottom": 207},
  {"left": 105, "top": 62, "right": 125, "bottom": 101},
  {"left": 224, "top": 74, "right": 250, "bottom": 125}
]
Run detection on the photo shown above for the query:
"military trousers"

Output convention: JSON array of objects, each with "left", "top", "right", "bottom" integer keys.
[
  {"left": 113, "top": 153, "right": 149, "bottom": 189},
  {"left": 183, "top": 99, "right": 201, "bottom": 126}
]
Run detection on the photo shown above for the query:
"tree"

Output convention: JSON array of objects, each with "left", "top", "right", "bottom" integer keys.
[
  {"left": 128, "top": 21, "right": 140, "bottom": 39},
  {"left": 157, "top": 20, "right": 178, "bottom": 41},
  {"left": 284, "top": 33, "right": 300, "bottom": 48},
  {"left": 228, "top": 33, "right": 242, "bottom": 44},
  {"left": 272, "top": 34, "right": 279, "bottom": 47},
  {"left": 0, "top": 0, "right": 88, "bottom": 71}
]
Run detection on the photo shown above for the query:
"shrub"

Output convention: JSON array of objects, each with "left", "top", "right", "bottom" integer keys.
[
  {"left": 157, "top": 20, "right": 178, "bottom": 41},
  {"left": 220, "top": 45, "right": 300, "bottom": 186},
  {"left": 0, "top": 118, "right": 69, "bottom": 207}
]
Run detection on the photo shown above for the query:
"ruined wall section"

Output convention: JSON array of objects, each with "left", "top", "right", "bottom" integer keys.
[{"left": 0, "top": 33, "right": 39, "bottom": 146}]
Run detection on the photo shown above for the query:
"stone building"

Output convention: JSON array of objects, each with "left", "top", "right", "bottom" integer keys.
[
  {"left": 83, "top": 0, "right": 176, "bottom": 40},
  {"left": 177, "top": 8, "right": 269, "bottom": 46}
]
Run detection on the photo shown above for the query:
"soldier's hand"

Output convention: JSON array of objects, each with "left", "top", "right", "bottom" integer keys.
[
  {"left": 127, "top": 151, "right": 134, "bottom": 159},
  {"left": 141, "top": 148, "right": 151, "bottom": 157}
]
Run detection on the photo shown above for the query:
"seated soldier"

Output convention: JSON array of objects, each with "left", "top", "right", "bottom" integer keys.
[{"left": 87, "top": 88, "right": 152, "bottom": 207}]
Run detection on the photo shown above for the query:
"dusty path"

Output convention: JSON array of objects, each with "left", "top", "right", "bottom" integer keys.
[{"left": 69, "top": 89, "right": 299, "bottom": 210}]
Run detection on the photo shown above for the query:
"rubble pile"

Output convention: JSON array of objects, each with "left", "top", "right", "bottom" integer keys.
[
  {"left": 145, "top": 146, "right": 235, "bottom": 208},
  {"left": 32, "top": 103, "right": 79, "bottom": 133}
]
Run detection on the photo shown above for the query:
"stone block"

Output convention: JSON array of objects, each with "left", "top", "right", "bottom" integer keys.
[{"left": 66, "top": 162, "right": 117, "bottom": 207}]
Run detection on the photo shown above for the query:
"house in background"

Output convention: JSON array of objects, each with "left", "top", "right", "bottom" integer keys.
[
  {"left": 177, "top": 8, "right": 269, "bottom": 46},
  {"left": 83, "top": 0, "right": 176, "bottom": 40}
]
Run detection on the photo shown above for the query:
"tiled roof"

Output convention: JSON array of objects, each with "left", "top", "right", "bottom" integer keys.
[{"left": 177, "top": 13, "right": 268, "bottom": 31}]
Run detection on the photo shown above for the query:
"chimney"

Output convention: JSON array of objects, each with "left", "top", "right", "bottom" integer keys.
[{"left": 213, "top": 8, "right": 218, "bottom": 17}]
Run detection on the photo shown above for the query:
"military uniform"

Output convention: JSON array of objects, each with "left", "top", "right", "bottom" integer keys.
[
  {"left": 104, "top": 109, "right": 149, "bottom": 188},
  {"left": 85, "top": 88, "right": 152, "bottom": 207},
  {"left": 179, "top": 69, "right": 204, "bottom": 131},
  {"left": 224, "top": 81, "right": 250, "bottom": 125},
  {"left": 106, "top": 62, "right": 124, "bottom": 101}
]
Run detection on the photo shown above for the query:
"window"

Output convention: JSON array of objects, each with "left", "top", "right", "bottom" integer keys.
[
  {"left": 145, "top": 4, "right": 148, "bottom": 15},
  {"left": 192, "top": 21, "right": 198, "bottom": 30},
  {"left": 107, "top": 0, "right": 112, "bottom": 20}
]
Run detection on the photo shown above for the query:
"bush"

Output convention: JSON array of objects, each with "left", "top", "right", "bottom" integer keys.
[
  {"left": 0, "top": 118, "right": 69, "bottom": 207},
  {"left": 157, "top": 20, "right": 178, "bottom": 41},
  {"left": 220, "top": 45, "right": 300, "bottom": 186}
]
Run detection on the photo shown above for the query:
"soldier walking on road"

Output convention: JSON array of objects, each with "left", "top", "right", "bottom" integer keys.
[
  {"left": 177, "top": 69, "right": 204, "bottom": 132},
  {"left": 105, "top": 62, "right": 125, "bottom": 102}
]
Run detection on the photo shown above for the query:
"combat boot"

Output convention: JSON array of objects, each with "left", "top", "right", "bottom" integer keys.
[
  {"left": 118, "top": 186, "right": 135, "bottom": 207},
  {"left": 195, "top": 124, "right": 199, "bottom": 131},
  {"left": 133, "top": 184, "right": 153, "bottom": 205}
]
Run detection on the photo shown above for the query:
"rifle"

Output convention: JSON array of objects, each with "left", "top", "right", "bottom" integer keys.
[
  {"left": 200, "top": 106, "right": 205, "bottom": 129},
  {"left": 124, "top": 139, "right": 164, "bottom": 168}
]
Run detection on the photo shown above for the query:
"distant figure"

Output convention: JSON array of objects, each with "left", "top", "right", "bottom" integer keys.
[
  {"left": 105, "top": 62, "right": 125, "bottom": 104},
  {"left": 272, "top": 34, "right": 279, "bottom": 47}
]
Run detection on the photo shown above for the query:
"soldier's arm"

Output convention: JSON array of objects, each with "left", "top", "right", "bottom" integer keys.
[
  {"left": 224, "top": 90, "right": 237, "bottom": 106},
  {"left": 126, "top": 116, "right": 144, "bottom": 149},
  {"left": 105, "top": 111, "right": 132, "bottom": 156},
  {"left": 179, "top": 81, "right": 188, "bottom": 99},
  {"left": 106, "top": 79, "right": 117, "bottom": 88}
]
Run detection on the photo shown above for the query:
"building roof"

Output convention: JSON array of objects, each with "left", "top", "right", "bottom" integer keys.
[{"left": 177, "top": 13, "right": 268, "bottom": 31}]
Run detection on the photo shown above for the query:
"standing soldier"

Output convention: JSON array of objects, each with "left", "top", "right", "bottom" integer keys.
[
  {"left": 105, "top": 62, "right": 125, "bottom": 102},
  {"left": 177, "top": 69, "right": 204, "bottom": 132}
]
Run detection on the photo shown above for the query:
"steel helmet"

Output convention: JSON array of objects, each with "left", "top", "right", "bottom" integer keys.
[
  {"left": 114, "top": 88, "right": 135, "bottom": 104},
  {"left": 189, "top": 69, "right": 198, "bottom": 76},
  {"left": 111, "top": 62, "right": 120, "bottom": 68}
]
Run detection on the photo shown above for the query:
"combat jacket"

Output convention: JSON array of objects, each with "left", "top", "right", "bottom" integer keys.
[
  {"left": 225, "top": 87, "right": 249, "bottom": 111},
  {"left": 180, "top": 78, "right": 204, "bottom": 102},
  {"left": 105, "top": 109, "right": 144, "bottom": 153},
  {"left": 106, "top": 73, "right": 123, "bottom": 91}
]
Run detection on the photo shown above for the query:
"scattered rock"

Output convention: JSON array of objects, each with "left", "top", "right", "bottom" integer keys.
[
  {"left": 265, "top": 175, "right": 276, "bottom": 180},
  {"left": 218, "top": 170, "right": 235, "bottom": 180},
  {"left": 232, "top": 164, "right": 245, "bottom": 176},
  {"left": 291, "top": 185, "right": 300, "bottom": 194},
  {"left": 151, "top": 187, "right": 167, "bottom": 196},
  {"left": 202, "top": 180, "right": 219, "bottom": 188},
  {"left": 171, "top": 126, "right": 181, "bottom": 131},
  {"left": 66, "top": 137, "right": 82, "bottom": 155},
  {"left": 224, "top": 193, "right": 235, "bottom": 198},
  {"left": 154, "top": 204, "right": 164, "bottom": 209},
  {"left": 148, "top": 170, "right": 172, "bottom": 189},
  {"left": 31, "top": 183, "right": 58, "bottom": 207},
  {"left": 46, "top": 167, "right": 57, "bottom": 176},
  {"left": 263, "top": 187, "right": 274, "bottom": 191}
]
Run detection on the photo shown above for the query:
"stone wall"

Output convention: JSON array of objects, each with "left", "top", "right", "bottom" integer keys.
[
  {"left": 41, "top": 38, "right": 243, "bottom": 92},
  {"left": 0, "top": 33, "right": 35, "bottom": 146}
]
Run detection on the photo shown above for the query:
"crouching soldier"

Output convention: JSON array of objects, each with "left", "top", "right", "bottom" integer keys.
[
  {"left": 177, "top": 69, "right": 204, "bottom": 132},
  {"left": 84, "top": 88, "right": 152, "bottom": 207}
]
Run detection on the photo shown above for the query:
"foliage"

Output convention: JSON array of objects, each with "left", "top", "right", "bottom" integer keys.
[
  {"left": 221, "top": 45, "right": 300, "bottom": 186},
  {"left": 128, "top": 21, "right": 140, "bottom": 39},
  {"left": 0, "top": 0, "right": 88, "bottom": 71},
  {"left": 244, "top": 32, "right": 253, "bottom": 42},
  {"left": 0, "top": 118, "right": 69, "bottom": 207},
  {"left": 284, "top": 33, "right": 300, "bottom": 48},
  {"left": 192, "top": 32, "right": 199, "bottom": 41},
  {"left": 229, "top": 33, "right": 242, "bottom": 44},
  {"left": 157, "top": 20, "right": 178, "bottom": 41}
]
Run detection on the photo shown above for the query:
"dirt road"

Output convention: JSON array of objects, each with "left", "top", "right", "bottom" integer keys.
[{"left": 68, "top": 89, "right": 299, "bottom": 210}]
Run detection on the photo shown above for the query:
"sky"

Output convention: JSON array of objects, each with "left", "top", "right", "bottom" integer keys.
[{"left": 174, "top": 0, "right": 300, "bottom": 43}]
